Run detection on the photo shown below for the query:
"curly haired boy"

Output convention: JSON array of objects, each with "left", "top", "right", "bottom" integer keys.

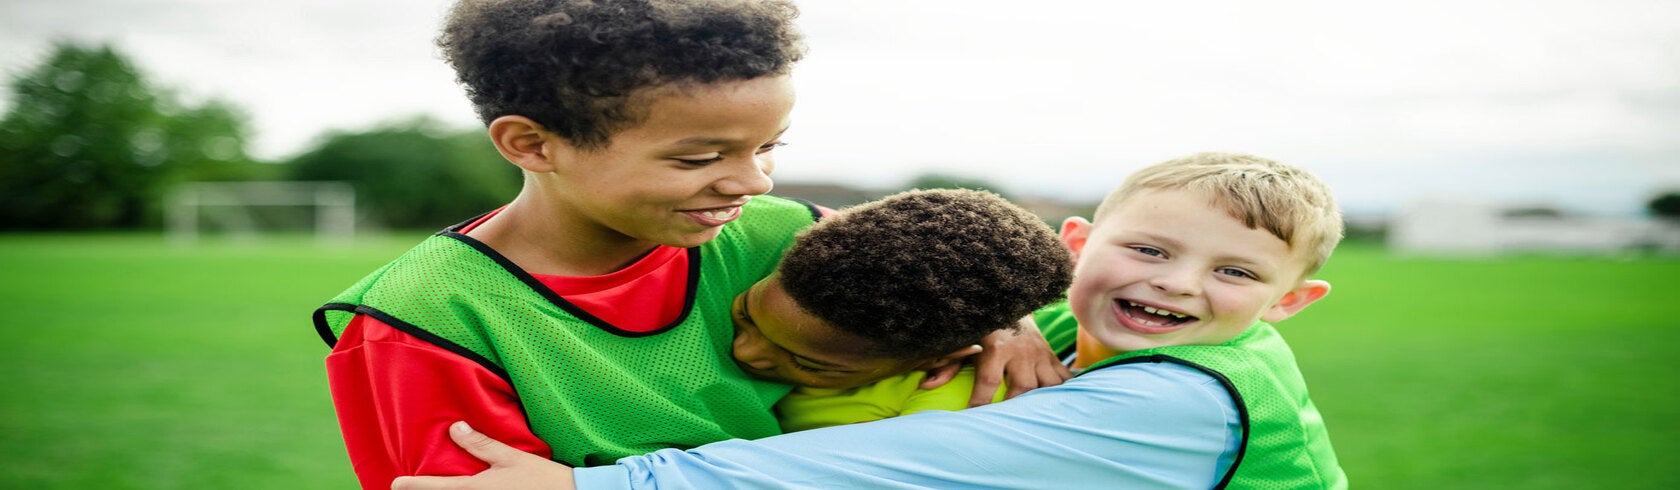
[
  {"left": 314, "top": 2, "right": 1066, "bottom": 488},
  {"left": 733, "top": 187, "right": 1070, "bottom": 391}
]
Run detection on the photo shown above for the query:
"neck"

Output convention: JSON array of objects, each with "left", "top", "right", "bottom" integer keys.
[
  {"left": 467, "top": 192, "right": 657, "bottom": 277},
  {"left": 1072, "top": 328, "right": 1123, "bottom": 369}
]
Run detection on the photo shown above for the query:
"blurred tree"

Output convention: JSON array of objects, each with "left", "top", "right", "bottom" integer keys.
[
  {"left": 904, "top": 173, "right": 1012, "bottom": 200},
  {"left": 285, "top": 116, "right": 520, "bottom": 229},
  {"left": 1650, "top": 191, "right": 1680, "bottom": 221},
  {"left": 0, "top": 42, "right": 258, "bottom": 229}
]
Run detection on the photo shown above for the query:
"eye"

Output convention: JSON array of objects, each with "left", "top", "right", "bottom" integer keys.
[
  {"left": 755, "top": 141, "right": 787, "bottom": 154},
  {"left": 792, "top": 362, "right": 830, "bottom": 374},
  {"left": 673, "top": 154, "right": 724, "bottom": 166},
  {"left": 1216, "top": 267, "right": 1257, "bottom": 280},
  {"left": 1129, "top": 245, "right": 1166, "bottom": 258}
]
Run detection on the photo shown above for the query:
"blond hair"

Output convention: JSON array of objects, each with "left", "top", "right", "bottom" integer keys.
[{"left": 1093, "top": 152, "right": 1344, "bottom": 277}]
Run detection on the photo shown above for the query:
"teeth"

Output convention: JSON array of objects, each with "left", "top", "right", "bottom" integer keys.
[{"left": 1135, "top": 302, "right": 1187, "bottom": 319}]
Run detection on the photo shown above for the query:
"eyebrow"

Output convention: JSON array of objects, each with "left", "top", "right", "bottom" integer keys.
[{"left": 673, "top": 126, "right": 790, "bottom": 147}]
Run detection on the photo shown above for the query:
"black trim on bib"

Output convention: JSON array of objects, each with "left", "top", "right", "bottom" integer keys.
[
  {"left": 314, "top": 303, "right": 353, "bottom": 347},
  {"left": 786, "top": 197, "right": 824, "bottom": 222},
  {"left": 313, "top": 302, "right": 513, "bottom": 383},
  {"left": 1088, "top": 354, "right": 1251, "bottom": 490}
]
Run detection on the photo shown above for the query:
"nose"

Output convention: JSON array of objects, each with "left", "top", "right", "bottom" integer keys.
[
  {"left": 732, "top": 325, "right": 778, "bottom": 370},
  {"left": 713, "top": 156, "right": 774, "bottom": 197},
  {"left": 1149, "top": 266, "right": 1201, "bottom": 296}
]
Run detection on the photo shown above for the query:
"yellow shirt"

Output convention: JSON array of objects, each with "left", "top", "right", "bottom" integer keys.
[{"left": 775, "top": 366, "right": 1007, "bottom": 432}]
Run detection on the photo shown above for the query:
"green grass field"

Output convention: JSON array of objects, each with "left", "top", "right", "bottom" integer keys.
[{"left": 1, "top": 234, "right": 1676, "bottom": 489}]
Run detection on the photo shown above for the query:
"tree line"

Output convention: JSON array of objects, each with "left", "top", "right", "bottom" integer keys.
[
  {"left": 0, "top": 42, "right": 522, "bottom": 231},
  {"left": 3, "top": 42, "right": 1675, "bottom": 231}
]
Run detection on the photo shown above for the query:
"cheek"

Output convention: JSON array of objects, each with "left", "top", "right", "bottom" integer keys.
[{"left": 1208, "top": 288, "right": 1269, "bottom": 319}]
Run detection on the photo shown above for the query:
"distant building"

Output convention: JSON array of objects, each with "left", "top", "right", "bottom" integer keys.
[
  {"left": 1012, "top": 197, "right": 1096, "bottom": 225},
  {"left": 1390, "top": 200, "right": 1680, "bottom": 255}
]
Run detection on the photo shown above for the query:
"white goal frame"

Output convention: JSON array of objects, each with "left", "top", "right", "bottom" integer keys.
[{"left": 167, "top": 181, "right": 356, "bottom": 244}]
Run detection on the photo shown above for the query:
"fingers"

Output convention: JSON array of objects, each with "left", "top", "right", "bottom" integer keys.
[
  {"left": 967, "top": 360, "right": 1005, "bottom": 408},
  {"left": 448, "top": 421, "right": 522, "bottom": 466},
  {"left": 1002, "top": 357, "right": 1071, "bottom": 400}
]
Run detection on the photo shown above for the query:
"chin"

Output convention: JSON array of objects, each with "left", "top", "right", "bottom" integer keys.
[{"left": 666, "top": 229, "right": 724, "bottom": 248}]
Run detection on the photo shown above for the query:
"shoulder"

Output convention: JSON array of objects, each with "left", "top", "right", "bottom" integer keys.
[
  {"left": 744, "top": 194, "right": 822, "bottom": 221},
  {"left": 1003, "top": 362, "right": 1239, "bottom": 433}
]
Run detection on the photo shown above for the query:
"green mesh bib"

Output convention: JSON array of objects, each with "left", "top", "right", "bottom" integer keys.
[
  {"left": 1086, "top": 321, "right": 1348, "bottom": 489},
  {"left": 314, "top": 196, "right": 818, "bottom": 466}
]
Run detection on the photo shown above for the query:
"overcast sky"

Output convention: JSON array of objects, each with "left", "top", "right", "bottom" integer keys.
[{"left": 3, "top": 0, "right": 1677, "bottom": 216}]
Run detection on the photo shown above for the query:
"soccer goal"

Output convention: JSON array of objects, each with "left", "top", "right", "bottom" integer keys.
[{"left": 167, "top": 181, "right": 356, "bottom": 244}]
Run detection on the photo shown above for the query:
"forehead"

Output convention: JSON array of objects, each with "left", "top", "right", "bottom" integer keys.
[
  {"left": 1101, "top": 188, "right": 1304, "bottom": 265},
  {"left": 753, "top": 279, "right": 880, "bottom": 361},
  {"left": 614, "top": 75, "right": 795, "bottom": 139}
]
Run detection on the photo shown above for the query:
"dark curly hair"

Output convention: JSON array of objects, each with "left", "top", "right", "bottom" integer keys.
[
  {"left": 778, "top": 189, "right": 1074, "bottom": 360},
  {"left": 437, "top": 0, "right": 805, "bottom": 149}
]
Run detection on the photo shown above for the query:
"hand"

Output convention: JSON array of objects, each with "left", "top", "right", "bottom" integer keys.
[
  {"left": 391, "top": 422, "right": 577, "bottom": 490},
  {"left": 923, "top": 316, "right": 1071, "bottom": 407}
]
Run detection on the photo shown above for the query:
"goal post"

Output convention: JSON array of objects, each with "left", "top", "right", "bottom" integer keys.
[{"left": 167, "top": 181, "right": 356, "bottom": 244}]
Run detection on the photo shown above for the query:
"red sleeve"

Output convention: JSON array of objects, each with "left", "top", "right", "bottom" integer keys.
[{"left": 326, "top": 314, "right": 553, "bottom": 489}]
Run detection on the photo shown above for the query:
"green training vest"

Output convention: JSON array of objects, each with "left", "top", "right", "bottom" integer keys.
[
  {"left": 314, "top": 196, "right": 819, "bottom": 466},
  {"left": 1085, "top": 321, "right": 1348, "bottom": 489}
]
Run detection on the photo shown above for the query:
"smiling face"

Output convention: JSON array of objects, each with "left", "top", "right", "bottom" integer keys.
[
  {"left": 1061, "top": 188, "right": 1329, "bottom": 365},
  {"left": 729, "top": 275, "right": 941, "bottom": 389},
  {"left": 542, "top": 74, "right": 796, "bottom": 250}
]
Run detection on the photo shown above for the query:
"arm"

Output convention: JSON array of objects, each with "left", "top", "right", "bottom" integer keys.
[
  {"left": 399, "top": 363, "right": 1240, "bottom": 489},
  {"left": 599, "top": 364, "right": 1237, "bottom": 488},
  {"left": 327, "top": 314, "right": 552, "bottom": 489}
]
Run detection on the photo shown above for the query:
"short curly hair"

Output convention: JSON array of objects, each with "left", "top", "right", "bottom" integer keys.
[
  {"left": 437, "top": 0, "right": 805, "bottom": 149},
  {"left": 778, "top": 189, "right": 1074, "bottom": 360}
]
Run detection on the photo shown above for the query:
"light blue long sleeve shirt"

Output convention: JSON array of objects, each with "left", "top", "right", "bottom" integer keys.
[{"left": 573, "top": 362, "right": 1240, "bottom": 489}]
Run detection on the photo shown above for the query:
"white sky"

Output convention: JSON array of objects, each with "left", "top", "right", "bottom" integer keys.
[{"left": 3, "top": 0, "right": 1677, "bottom": 215}]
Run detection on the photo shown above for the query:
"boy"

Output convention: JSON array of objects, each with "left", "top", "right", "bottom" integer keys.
[
  {"left": 314, "top": 1, "right": 1062, "bottom": 487},
  {"left": 397, "top": 152, "right": 1350, "bottom": 489},
  {"left": 725, "top": 189, "right": 1072, "bottom": 432},
  {"left": 728, "top": 188, "right": 1071, "bottom": 392}
]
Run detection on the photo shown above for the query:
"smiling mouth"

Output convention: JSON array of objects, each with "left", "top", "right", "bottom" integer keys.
[
  {"left": 1117, "top": 300, "right": 1196, "bottom": 327},
  {"left": 683, "top": 205, "right": 743, "bottom": 226}
]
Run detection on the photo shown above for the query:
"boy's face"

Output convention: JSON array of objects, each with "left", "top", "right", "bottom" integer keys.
[
  {"left": 729, "top": 276, "right": 932, "bottom": 389},
  {"left": 1061, "top": 188, "right": 1329, "bottom": 356},
  {"left": 544, "top": 75, "right": 796, "bottom": 249}
]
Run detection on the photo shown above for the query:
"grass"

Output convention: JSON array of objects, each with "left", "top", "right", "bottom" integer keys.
[
  {"left": 1, "top": 234, "right": 1676, "bottom": 488},
  {"left": 0, "top": 233, "right": 417, "bottom": 489},
  {"left": 1284, "top": 242, "right": 1680, "bottom": 489}
]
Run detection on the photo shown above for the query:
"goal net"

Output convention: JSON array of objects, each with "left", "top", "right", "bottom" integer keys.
[{"left": 167, "top": 181, "right": 356, "bottom": 244}]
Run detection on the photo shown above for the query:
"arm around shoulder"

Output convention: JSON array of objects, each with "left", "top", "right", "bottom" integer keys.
[{"left": 590, "top": 362, "right": 1240, "bottom": 489}]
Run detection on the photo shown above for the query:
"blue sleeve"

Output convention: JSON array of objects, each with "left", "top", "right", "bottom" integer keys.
[{"left": 572, "top": 362, "right": 1241, "bottom": 489}]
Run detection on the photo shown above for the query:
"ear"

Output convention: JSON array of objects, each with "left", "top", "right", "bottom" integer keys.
[
  {"left": 487, "top": 115, "right": 568, "bottom": 173},
  {"left": 915, "top": 344, "right": 982, "bottom": 371},
  {"left": 1261, "top": 279, "right": 1331, "bottom": 323},
  {"left": 914, "top": 344, "right": 983, "bottom": 390},
  {"left": 1059, "top": 217, "right": 1094, "bottom": 259}
]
